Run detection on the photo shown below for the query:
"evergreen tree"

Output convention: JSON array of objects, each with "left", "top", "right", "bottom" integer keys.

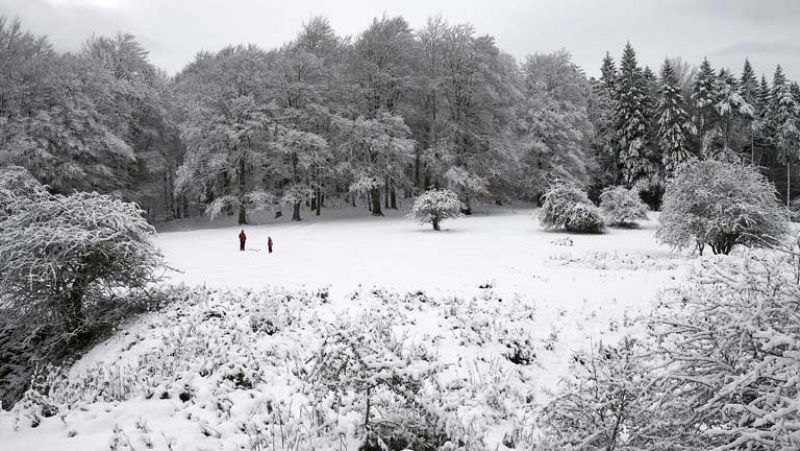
[
  {"left": 600, "top": 52, "right": 617, "bottom": 88},
  {"left": 614, "top": 43, "right": 652, "bottom": 187},
  {"left": 715, "top": 67, "right": 751, "bottom": 157},
  {"left": 692, "top": 58, "right": 719, "bottom": 154},
  {"left": 767, "top": 65, "right": 800, "bottom": 206},
  {"left": 589, "top": 52, "right": 619, "bottom": 190},
  {"left": 656, "top": 59, "right": 694, "bottom": 172},
  {"left": 739, "top": 59, "right": 759, "bottom": 163}
]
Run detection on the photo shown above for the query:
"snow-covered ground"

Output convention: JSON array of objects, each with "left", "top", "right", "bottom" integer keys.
[
  {"left": 159, "top": 206, "right": 682, "bottom": 302},
  {"left": 0, "top": 207, "right": 692, "bottom": 450}
]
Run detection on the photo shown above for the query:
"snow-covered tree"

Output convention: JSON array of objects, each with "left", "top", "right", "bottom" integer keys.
[
  {"left": 715, "top": 68, "right": 753, "bottom": 158},
  {"left": 409, "top": 188, "right": 461, "bottom": 230},
  {"left": 443, "top": 166, "right": 487, "bottom": 214},
  {"left": 657, "top": 160, "right": 788, "bottom": 255},
  {"left": 177, "top": 94, "right": 275, "bottom": 224},
  {"left": 692, "top": 57, "right": 719, "bottom": 152},
  {"left": 767, "top": 65, "right": 800, "bottom": 207},
  {"left": 173, "top": 46, "right": 277, "bottom": 224},
  {"left": 615, "top": 43, "right": 653, "bottom": 187},
  {"left": 656, "top": 59, "right": 695, "bottom": 172},
  {"left": 0, "top": 168, "right": 163, "bottom": 334},
  {"left": 588, "top": 52, "right": 620, "bottom": 188},
  {"left": 518, "top": 50, "right": 594, "bottom": 198},
  {"left": 739, "top": 59, "right": 760, "bottom": 163},
  {"left": 333, "top": 113, "right": 415, "bottom": 216},
  {"left": 599, "top": 186, "right": 648, "bottom": 227}
]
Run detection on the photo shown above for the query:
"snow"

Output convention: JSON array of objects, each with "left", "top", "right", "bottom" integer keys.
[
  {"left": 0, "top": 206, "right": 692, "bottom": 450},
  {"left": 158, "top": 207, "right": 680, "bottom": 299}
]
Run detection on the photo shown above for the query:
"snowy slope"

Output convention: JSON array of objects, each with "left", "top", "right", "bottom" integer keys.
[{"left": 0, "top": 207, "right": 691, "bottom": 450}]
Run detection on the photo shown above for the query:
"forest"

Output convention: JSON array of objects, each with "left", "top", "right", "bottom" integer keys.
[{"left": 1, "top": 14, "right": 799, "bottom": 223}]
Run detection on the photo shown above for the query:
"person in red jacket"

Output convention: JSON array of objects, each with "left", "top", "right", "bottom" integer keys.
[
  {"left": 238, "top": 230, "right": 247, "bottom": 251},
  {"left": 267, "top": 236, "right": 273, "bottom": 253}
]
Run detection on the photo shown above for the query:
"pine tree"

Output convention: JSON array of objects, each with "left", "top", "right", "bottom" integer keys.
[
  {"left": 715, "top": 67, "right": 751, "bottom": 156},
  {"left": 600, "top": 52, "right": 617, "bottom": 89},
  {"left": 656, "top": 59, "right": 694, "bottom": 172},
  {"left": 739, "top": 59, "right": 759, "bottom": 163},
  {"left": 590, "top": 52, "right": 620, "bottom": 187},
  {"left": 693, "top": 58, "right": 719, "bottom": 154},
  {"left": 614, "top": 43, "right": 652, "bottom": 187},
  {"left": 768, "top": 65, "right": 800, "bottom": 206}
]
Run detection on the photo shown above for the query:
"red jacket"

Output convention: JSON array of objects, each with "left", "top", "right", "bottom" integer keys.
[
  {"left": 267, "top": 237, "right": 273, "bottom": 246},
  {"left": 239, "top": 232, "right": 247, "bottom": 241}
]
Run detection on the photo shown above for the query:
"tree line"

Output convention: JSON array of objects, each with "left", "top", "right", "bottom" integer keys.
[{"left": 1, "top": 15, "right": 798, "bottom": 223}]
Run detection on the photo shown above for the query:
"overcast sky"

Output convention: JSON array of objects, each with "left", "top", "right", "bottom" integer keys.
[{"left": 1, "top": 0, "right": 799, "bottom": 80}]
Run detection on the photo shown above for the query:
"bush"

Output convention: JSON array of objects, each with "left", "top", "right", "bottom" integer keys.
[
  {"left": 409, "top": 188, "right": 462, "bottom": 231},
  {"left": 539, "top": 251, "right": 800, "bottom": 450},
  {"left": 539, "top": 185, "right": 605, "bottom": 233},
  {"left": 657, "top": 161, "right": 788, "bottom": 255},
  {"left": 599, "top": 186, "right": 649, "bottom": 227},
  {"left": 565, "top": 203, "right": 605, "bottom": 233},
  {"left": 0, "top": 172, "right": 163, "bottom": 335}
]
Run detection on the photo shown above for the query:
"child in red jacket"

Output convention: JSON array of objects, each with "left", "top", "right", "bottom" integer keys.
[{"left": 267, "top": 236, "right": 273, "bottom": 253}]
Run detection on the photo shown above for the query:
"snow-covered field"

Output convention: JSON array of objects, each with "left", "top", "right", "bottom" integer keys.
[{"left": 0, "top": 207, "right": 692, "bottom": 450}]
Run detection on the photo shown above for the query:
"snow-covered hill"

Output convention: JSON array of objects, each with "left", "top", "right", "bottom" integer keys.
[{"left": 0, "top": 208, "right": 691, "bottom": 450}]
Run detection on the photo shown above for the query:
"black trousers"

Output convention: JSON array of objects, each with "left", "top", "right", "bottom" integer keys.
[{"left": 240, "top": 240, "right": 246, "bottom": 251}]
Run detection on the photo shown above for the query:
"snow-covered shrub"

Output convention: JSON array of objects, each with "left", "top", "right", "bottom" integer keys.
[
  {"left": 537, "top": 337, "right": 656, "bottom": 451},
  {"left": 539, "top": 185, "right": 591, "bottom": 229},
  {"left": 599, "top": 186, "right": 648, "bottom": 227},
  {"left": 657, "top": 160, "right": 788, "bottom": 255},
  {"left": 539, "top": 251, "right": 800, "bottom": 450},
  {"left": 309, "top": 310, "right": 449, "bottom": 450},
  {"left": 409, "top": 188, "right": 462, "bottom": 231},
  {"left": 0, "top": 188, "right": 163, "bottom": 334},
  {"left": 539, "top": 185, "right": 605, "bottom": 233},
  {"left": 565, "top": 203, "right": 605, "bottom": 233},
  {"left": 647, "top": 252, "right": 800, "bottom": 449},
  {"left": 0, "top": 165, "right": 48, "bottom": 219}
]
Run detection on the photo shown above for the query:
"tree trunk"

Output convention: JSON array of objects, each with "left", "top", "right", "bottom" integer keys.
[
  {"left": 432, "top": 217, "right": 440, "bottom": 231},
  {"left": 414, "top": 148, "right": 421, "bottom": 190},
  {"left": 238, "top": 202, "right": 247, "bottom": 225},
  {"left": 315, "top": 188, "right": 321, "bottom": 216},
  {"left": 750, "top": 128, "right": 755, "bottom": 165},
  {"left": 292, "top": 201, "right": 302, "bottom": 221},
  {"left": 788, "top": 162, "right": 792, "bottom": 208},
  {"left": 390, "top": 189, "right": 397, "bottom": 210},
  {"left": 370, "top": 188, "right": 383, "bottom": 216},
  {"left": 238, "top": 154, "right": 247, "bottom": 225},
  {"left": 461, "top": 196, "right": 472, "bottom": 216},
  {"left": 384, "top": 178, "right": 390, "bottom": 209}
]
